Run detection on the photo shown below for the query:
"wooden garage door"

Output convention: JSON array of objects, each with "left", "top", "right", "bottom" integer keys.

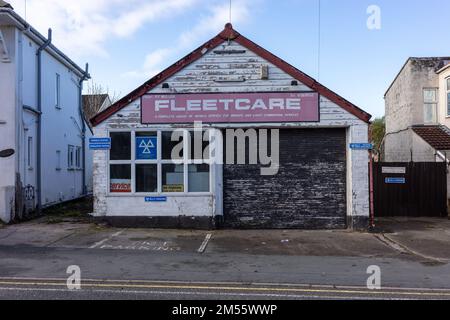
[{"left": 223, "top": 129, "right": 347, "bottom": 229}]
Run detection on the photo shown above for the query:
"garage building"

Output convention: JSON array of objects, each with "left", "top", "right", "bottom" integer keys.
[{"left": 90, "top": 24, "right": 372, "bottom": 230}]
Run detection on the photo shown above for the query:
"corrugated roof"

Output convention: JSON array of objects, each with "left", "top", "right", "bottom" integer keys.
[{"left": 412, "top": 125, "right": 450, "bottom": 150}]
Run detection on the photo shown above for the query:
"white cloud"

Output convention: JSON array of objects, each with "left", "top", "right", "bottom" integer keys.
[
  {"left": 123, "top": 0, "right": 256, "bottom": 81},
  {"left": 9, "top": 0, "right": 199, "bottom": 58}
]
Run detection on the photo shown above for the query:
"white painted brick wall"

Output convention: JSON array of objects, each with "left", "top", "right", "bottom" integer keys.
[{"left": 91, "top": 41, "right": 371, "bottom": 223}]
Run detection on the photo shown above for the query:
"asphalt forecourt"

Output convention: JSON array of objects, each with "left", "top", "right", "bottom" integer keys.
[
  {"left": 1, "top": 277, "right": 450, "bottom": 300},
  {"left": 0, "top": 219, "right": 210, "bottom": 253}
]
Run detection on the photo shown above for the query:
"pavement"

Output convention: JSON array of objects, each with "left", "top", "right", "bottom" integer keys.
[{"left": 1, "top": 216, "right": 450, "bottom": 299}]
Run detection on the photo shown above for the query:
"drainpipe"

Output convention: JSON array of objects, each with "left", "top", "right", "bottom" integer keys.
[
  {"left": 369, "top": 150, "right": 375, "bottom": 230},
  {"left": 36, "top": 28, "right": 52, "bottom": 214},
  {"left": 78, "top": 63, "right": 90, "bottom": 196}
]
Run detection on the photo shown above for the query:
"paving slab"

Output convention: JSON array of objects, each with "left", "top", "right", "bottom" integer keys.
[
  {"left": 206, "top": 229, "right": 404, "bottom": 259},
  {"left": 376, "top": 217, "right": 450, "bottom": 261}
]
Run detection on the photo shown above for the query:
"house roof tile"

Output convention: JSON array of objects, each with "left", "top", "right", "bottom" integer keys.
[{"left": 412, "top": 125, "right": 450, "bottom": 150}]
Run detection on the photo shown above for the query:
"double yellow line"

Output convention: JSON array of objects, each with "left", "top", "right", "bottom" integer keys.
[{"left": 0, "top": 278, "right": 449, "bottom": 298}]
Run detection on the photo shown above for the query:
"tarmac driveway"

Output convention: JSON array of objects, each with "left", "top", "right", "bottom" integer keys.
[{"left": 0, "top": 216, "right": 449, "bottom": 263}]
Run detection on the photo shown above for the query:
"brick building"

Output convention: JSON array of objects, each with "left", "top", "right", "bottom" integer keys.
[
  {"left": 384, "top": 57, "right": 450, "bottom": 203},
  {"left": 89, "top": 24, "right": 372, "bottom": 230}
]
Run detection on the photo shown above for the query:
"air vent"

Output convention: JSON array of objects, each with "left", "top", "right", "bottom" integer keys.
[{"left": 260, "top": 65, "right": 269, "bottom": 80}]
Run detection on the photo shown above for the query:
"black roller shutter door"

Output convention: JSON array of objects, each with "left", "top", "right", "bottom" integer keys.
[{"left": 223, "top": 128, "right": 347, "bottom": 229}]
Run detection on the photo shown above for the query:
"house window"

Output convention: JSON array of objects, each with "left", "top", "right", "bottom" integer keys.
[
  {"left": 110, "top": 164, "right": 132, "bottom": 193},
  {"left": 56, "top": 150, "right": 61, "bottom": 171},
  {"left": 27, "top": 136, "right": 33, "bottom": 169},
  {"left": 447, "top": 78, "right": 450, "bottom": 117},
  {"left": 55, "top": 73, "right": 61, "bottom": 109},
  {"left": 108, "top": 130, "right": 211, "bottom": 194},
  {"left": 423, "top": 88, "right": 438, "bottom": 123},
  {"left": 75, "top": 146, "right": 82, "bottom": 169},
  {"left": 68, "top": 145, "right": 75, "bottom": 169}
]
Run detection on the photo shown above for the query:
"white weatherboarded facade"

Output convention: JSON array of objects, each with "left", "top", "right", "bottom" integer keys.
[
  {"left": 91, "top": 25, "right": 371, "bottom": 229},
  {"left": 0, "top": 6, "right": 91, "bottom": 223}
]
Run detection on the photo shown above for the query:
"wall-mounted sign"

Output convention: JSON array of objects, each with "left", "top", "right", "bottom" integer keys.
[
  {"left": 141, "top": 92, "right": 320, "bottom": 124},
  {"left": 350, "top": 143, "right": 373, "bottom": 150},
  {"left": 89, "top": 137, "right": 111, "bottom": 150},
  {"left": 382, "top": 167, "right": 406, "bottom": 174},
  {"left": 145, "top": 196, "right": 167, "bottom": 202},
  {"left": 163, "top": 184, "right": 184, "bottom": 193},
  {"left": 136, "top": 137, "right": 157, "bottom": 160},
  {"left": 0, "top": 149, "right": 15, "bottom": 158},
  {"left": 385, "top": 177, "right": 406, "bottom": 184},
  {"left": 110, "top": 179, "right": 132, "bottom": 193}
]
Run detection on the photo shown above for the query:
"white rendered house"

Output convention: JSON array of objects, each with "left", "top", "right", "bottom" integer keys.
[{"left": 0, "top": 2, "right": 91, "bottom": 223}]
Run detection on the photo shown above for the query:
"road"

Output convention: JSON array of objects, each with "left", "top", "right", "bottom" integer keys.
[
  {"left": 1, "top": 277, "right": 450, "bottom": 300},
  {"left": 2, "top": 218, "right": 450, "bottom": 300},
  {"left": 1, "top": 245, "right": 450, "bottom": 300}
]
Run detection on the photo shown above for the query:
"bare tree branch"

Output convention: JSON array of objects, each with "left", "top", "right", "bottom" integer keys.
[{"left": 83, "top": 81, "right": 121, "bottom": 121}]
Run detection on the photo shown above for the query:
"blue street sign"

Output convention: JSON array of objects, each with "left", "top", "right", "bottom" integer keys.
[
  {"left": 350, "top": 143, "right": 373, "bottom": 150},
  {"left": 89, "top": 144, "right": 111, "bottom": 150},
  {"left": 145, "top": 197, "right": 167, "bottom": 202},
  {"left": 136, "top": 136, "right": 157, "bottom": 160},
  {"left": 89, "top": 138, "right": 111, "bottom": 144},
  {"left": 385, "top": 177, "right": 406, "bottom": 184},
  {"left": 89, "top": 137, "right": 111, "bottom": 150}
]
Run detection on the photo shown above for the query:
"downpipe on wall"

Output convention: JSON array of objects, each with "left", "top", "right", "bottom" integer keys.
[
  {"left": 78, "top": 63, "right": 91, "bottom": 196},
  {"left": 35, "top": 28, "right": 52, "bottom": 214}
]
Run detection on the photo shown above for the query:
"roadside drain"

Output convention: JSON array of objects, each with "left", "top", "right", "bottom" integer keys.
[{"left": 374, "top": 234, "right": 449, "bottom": 265}]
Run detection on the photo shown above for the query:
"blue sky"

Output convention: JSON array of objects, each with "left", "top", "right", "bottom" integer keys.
[{"left": 9, "top": 0, "right": 450, "bottom": 118}]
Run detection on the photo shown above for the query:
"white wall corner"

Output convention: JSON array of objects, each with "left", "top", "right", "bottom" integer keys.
[{"left": 347, "top": 124, "right": 370, "bottom": 219}]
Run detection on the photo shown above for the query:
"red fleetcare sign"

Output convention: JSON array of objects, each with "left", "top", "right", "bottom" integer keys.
[{"left": 141, "top": 92, "right": 320, "bottom": 124}]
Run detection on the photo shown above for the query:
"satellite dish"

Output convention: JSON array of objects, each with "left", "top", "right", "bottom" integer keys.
[{"left": 0, "top": 149, "right": 15, "bottom": 158}]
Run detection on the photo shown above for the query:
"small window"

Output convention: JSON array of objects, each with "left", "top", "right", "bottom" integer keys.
[
  {"left": 447, "top": 92, "right": 450, "bottom": 118},
  {"left": 162, "top": 131, "right": 183, "bottom": 160},
  {"left": 68, "top": 145, "right": 74, "bottom": 169},
  {"left": 162, "top": 164, "right": 184, "bottom": 192},
  {"left": 56, "top": 150, "right": 61, "bottom": 171},
  {"left": 110, "top": 164, "right": 131, "bottom": 193},
  {"left": 27, "top": 136, "right": 33, "bottom": 169},
  {"left": 136, "top": 164, "right": 157, "bottom": 193},
  {"left": 423, "top": 89, "right": 438, "bottom": 123},
  {"left": 75, "top": 146, "right": 82, "bottom": 169},
  {"left": 447, "top": 78, "right": 450, "bottom": 117},
  {"left": 136, "top": 131, "right": 157, "bottom": 160},
  {"left": 55, "top": 73, "right": 61, "bottom": 108},
  {"left": 188, "top": 164, "right": 210, "bottom": 192},
  {"left": 110, "top": 132, "right": 131, "bottom": 160},
  {"left": 189, "top": 131, "right": 210, "bottom": 160}
]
